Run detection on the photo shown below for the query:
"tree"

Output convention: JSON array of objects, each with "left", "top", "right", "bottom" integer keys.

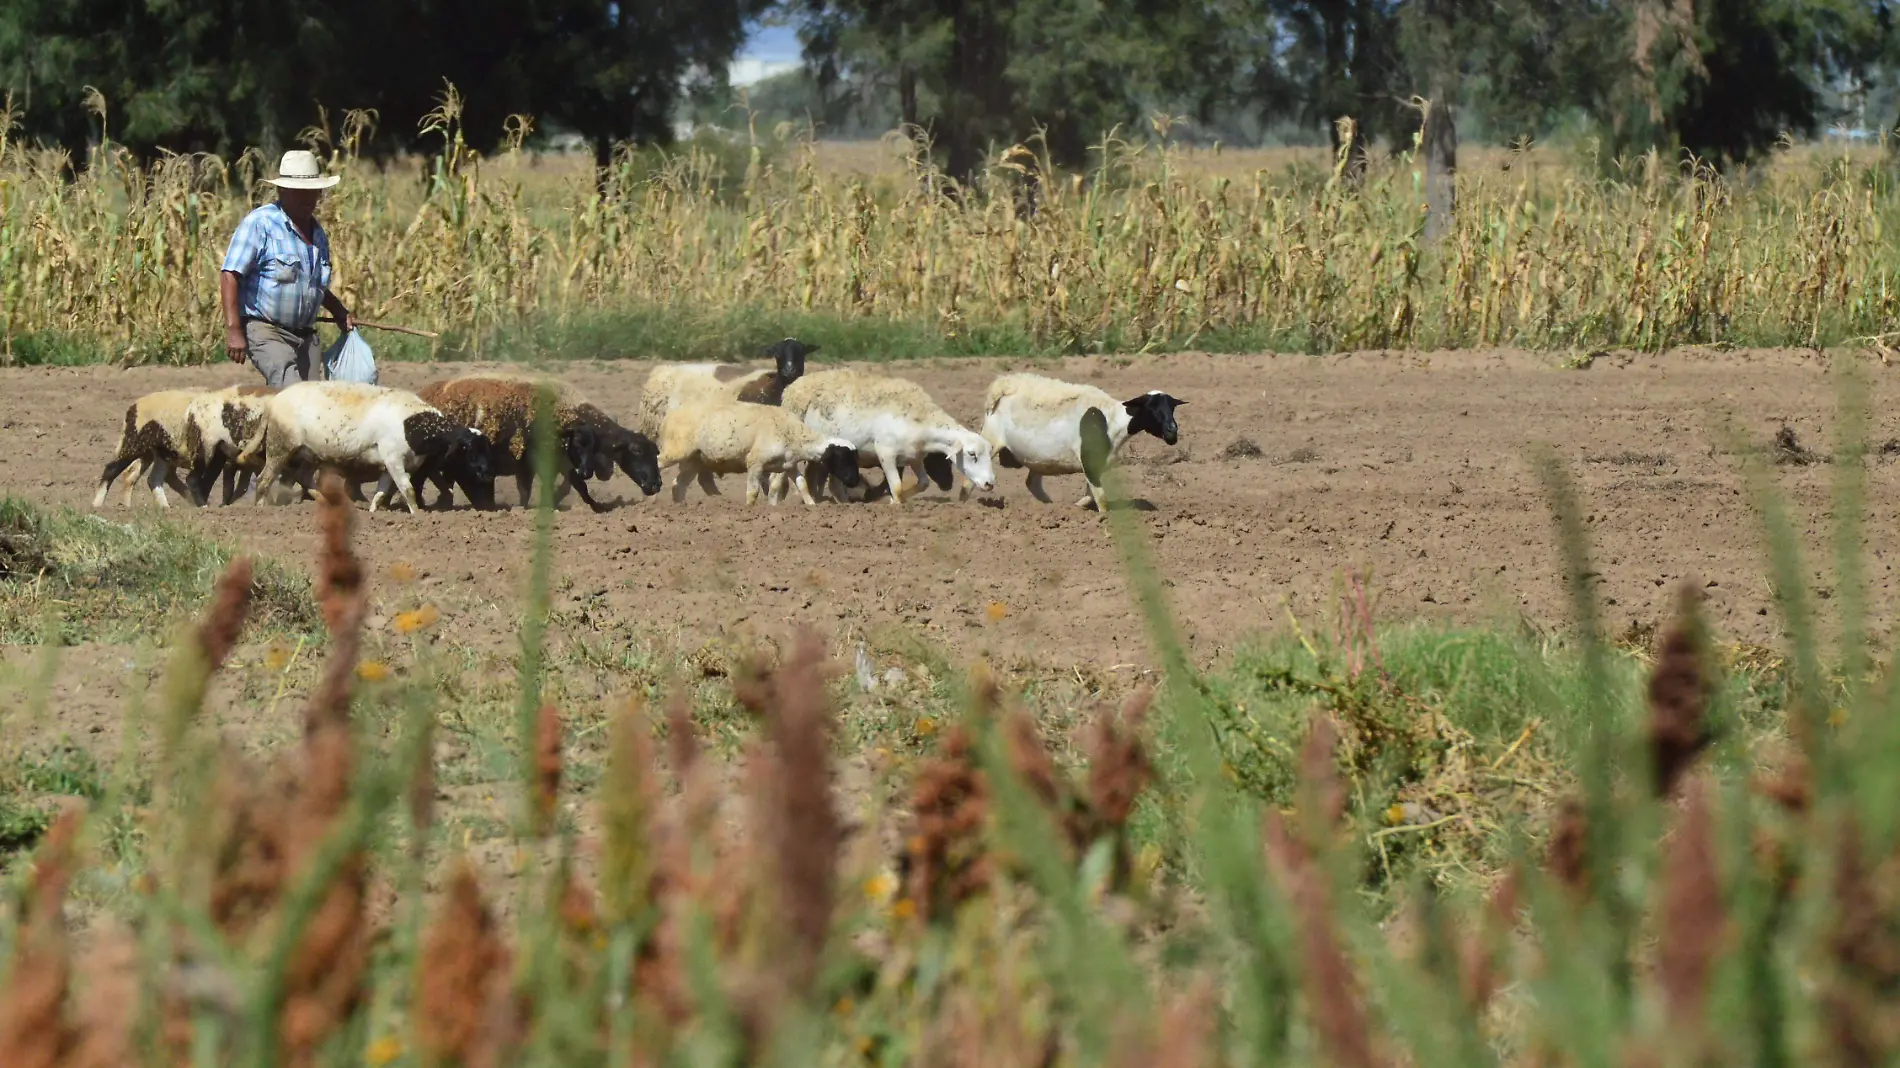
[
  {"left": 523, "top": 0, "right": 773, "bottom": 170},
  {"left": 796, "top": 0, "right": 1230, "bottom": 181},
  {"left": 0, "top": 0, "right": 769, "bottom": 166}
]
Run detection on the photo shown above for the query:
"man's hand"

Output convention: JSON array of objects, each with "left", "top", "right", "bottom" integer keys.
[
  {"left": 225, "top": 325, "right": 249, "bottom": 365},
  {"left": 323, "top": 289, "right": 355, "bottom": 334}
]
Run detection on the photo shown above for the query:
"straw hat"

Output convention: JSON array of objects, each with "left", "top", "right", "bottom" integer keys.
[{"left": 266, "top": 149, "right": 339, "bottom": 190}]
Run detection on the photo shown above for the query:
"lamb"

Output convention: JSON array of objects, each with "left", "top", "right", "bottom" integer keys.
[
  {"left": 181, "top": 386, "right": 276, "bottom": 506},
  {"left": 976, "top": 373, "right": 1185, "bottom": 511},
  {"left": 634, "top": 338, "right": 818, "bottom": 438},
  {"left": 657, "top": 399, "right": 862, "bottom": 506},
  {"left": 93, "top": 387, "right": 220, "bottom": 508},
  {"left": 417, "top": 373, "right": 662, "bottom": 511},
  {"left": 774, "top": 368, "right": 997, "bottom": 505},
  {"left": 236, "top": 382, "right": 497, "bottom": 513}
]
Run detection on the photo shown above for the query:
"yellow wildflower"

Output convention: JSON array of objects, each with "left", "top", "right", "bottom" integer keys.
[
  {"left": 366, "top": 1036, "right": 404, "bottom": 1066},
  {"left": 393, "top": 604, "right": 440, "bottom": 635},
  {"left": 1385, "top": 804, "right": 1406, "bottom": 826},
  {"left": 357, "top": 660, "right": 392, "bottom": 683},
  {"left": 264, "top": 642, "right": 292, "bottom": 672},
  {"left": 890, "top": 897, "right": 917, "bottom": 922},
  {"left": 1828, "top": 707, "right": 1849, "bottom": 728},
  {"left": 915, "top": 716, "right": 938, "bottom": 738},
  {"left": 389, "top": 561, "right": 418, "bottom": 584},
  {"left": 834, "top": 996, "right": 857, "bottom": 1018},
  {"left": 863, "top": 873, "right": 897, "bottom": 905}
]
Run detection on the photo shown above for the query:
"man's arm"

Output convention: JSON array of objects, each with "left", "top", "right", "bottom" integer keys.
[
  {"left": 220, "top": 271, "right": 247, "bottom": 364},
  {"left": 321, "top": 289, "right": 355, "bottom": 333}
]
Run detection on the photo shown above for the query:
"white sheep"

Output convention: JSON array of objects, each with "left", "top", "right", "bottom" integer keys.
[
  {"left": 658, "top": 399, "right": 862, "bottom": 506},
  {"left": 236, "top": 382, "right": 497, "bottom": 514},
  {"left": 634, "top": 338, "right": 817, "bottom": 438},
  {"left": 774, "top": 368, "right": 996, "bottom": 505},
  {"left": 181, "top": 387, "right": 275, "bottom": 506},
  {"left": 93, "top": 387, "right": 223, "bottom": 508},
  {"left": 975, "top": 373, "right": 1185, "bottom": 510}
]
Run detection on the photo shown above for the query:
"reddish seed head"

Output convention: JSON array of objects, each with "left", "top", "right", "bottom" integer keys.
[
  {"left": 532, "top": 703, "right": 564, "bottom": 835},
  {"left": 1658, "top": 777, "right": 1723, "bottom": 1028},
  {"left": 1647, "top": 584, "right": 1711, "bottom": 799},
  {"left": 196, "top": 556, "right": 255, "bottom": 671}
]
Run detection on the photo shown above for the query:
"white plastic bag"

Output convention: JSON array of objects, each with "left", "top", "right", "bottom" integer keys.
[{"left": 322, "top": 329, "right": 378, "bottom": 384}]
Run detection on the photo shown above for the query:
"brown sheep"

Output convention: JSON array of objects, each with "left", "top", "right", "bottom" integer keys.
[{"left": 415, "top": 374, "right": 661, "bottom": 511}]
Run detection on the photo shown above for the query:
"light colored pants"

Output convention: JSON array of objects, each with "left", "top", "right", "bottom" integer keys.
[{"left": 245, "top": 320, "right": 319, "bottom": 387}]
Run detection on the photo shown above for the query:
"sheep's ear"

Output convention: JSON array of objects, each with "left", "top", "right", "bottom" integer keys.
[
  {"left": 923, "top": 452, "right": 954, "bottom": 490},
  {"left": 1080, "top": 407, "right": 1112, "bottom": 486}
]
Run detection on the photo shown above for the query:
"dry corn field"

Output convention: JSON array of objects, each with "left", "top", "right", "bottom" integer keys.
[
  {"left": 5, "top": 94, "right": 1900, "bottom": 362},
  {"left": 9, "top": 101, "right": 1900, "bottom": 1066}
]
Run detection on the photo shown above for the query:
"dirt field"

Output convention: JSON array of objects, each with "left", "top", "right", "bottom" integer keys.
[{"left": 5, "top": 348, "right": 1892, "bottom": 675}]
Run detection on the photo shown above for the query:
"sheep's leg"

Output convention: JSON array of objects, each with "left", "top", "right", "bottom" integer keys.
[
  {"left": 875, "top": 448, "right": 910, "bottom": 506},
  {"left": 164, "top": 465, "right": 192, "bottom": 502},
  {"left": 1024, "top": 472, "right": 1055, "bottom": 504},
  {"left": 745, "top": 466, "right": 764, "bottom": 506},
  {"left": 430, "top": 471, "right": 456, "bottom": 509},
  {"left": 187, "top": 452, "right": 224, "bottom": 507},
  {"left": 793, "top": 466, "right": 820, "bottom": 506},
  {"left": 957, "top": 474, "right": 974, "bottom": 502},
  {"left": 147, "top": 458, "right": 174, "bottom": 509},
  {"left": 1078, "top": 480, "right": 1108, "bottom": 512},
  {"left": 670, "top": 461, "right": 696, "bottom": 504},
  {"left": 515, "top": 471, "right": 537, "bottom": 508},
  {"left": 94, "top": 454, "right": 138, "bottom": 508},
  {"left": 376, "top": 460, "right": 421, "bottom": 515},
  {"left": 254, "top": 455, "right": 295, "bottom": 506},
  {"left": 696, "top": 467, "right": 722, "bottom": 497},
  {"left": 121, "top": 459, "right": 151, "bottom": 507},
  {"left": 567, "top": 472, "right": 609, "bottom": 513},
  {"left": 767, "top": 472, "right": 790, "bottom": 503}
]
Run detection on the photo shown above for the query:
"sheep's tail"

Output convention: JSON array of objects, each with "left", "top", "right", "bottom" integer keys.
[
  {"left": 109, "top": 405, "right": 138, "bottom": 461},
  {"left": 235, "top": 418, "right": 270, "bottom": 469}
]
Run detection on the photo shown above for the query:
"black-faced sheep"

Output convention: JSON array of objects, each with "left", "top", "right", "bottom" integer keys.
[
  {"left": 774, "top": 368, "right": 996, "bottom": 505},
  {"left": 181, "top": 386, "right": 275, "bottom": 506},
  {"left": 634, "top": 338, "right": 818, "bottom": 438},
  {"left": 93, "top": 387, "right": 219, "bottom": 508},
  {"left": 416, "top": 374, "right": 661, "bottom": 511},
  {"left": 658, "top": 399, "right": 861, "bottom": 505},
  {"left": 236, "top": 382, "right": 497, "bottom": 513},
  {"left": 977, "top": 373, "right": 1185, "bottom": 510}
]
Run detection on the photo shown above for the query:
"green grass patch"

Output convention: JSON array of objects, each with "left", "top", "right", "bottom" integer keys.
[
  {"left": 0, "top": 496, "right": 318, "bottom": 644},
  {"left": 1198, "top": 622, "right": 1789, "bottom": 903}
]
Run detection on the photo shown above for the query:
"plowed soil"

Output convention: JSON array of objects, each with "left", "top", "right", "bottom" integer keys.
[{"left": 6, "top": 348, "right": 1894, "bottom": 672}]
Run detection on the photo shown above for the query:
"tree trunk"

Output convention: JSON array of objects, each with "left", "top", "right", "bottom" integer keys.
[
  {"left": 1421, "top": 87, "right": 1457, "bottom": 244},
  {"left": 1330, "top": 116, "right": 1369, "bottom": 184},
  {"left": 593, "top": 135, "right": 613, "bottom": 193},
  {"left": 899, "top": 65, "right": 919, "bottom": 131}
]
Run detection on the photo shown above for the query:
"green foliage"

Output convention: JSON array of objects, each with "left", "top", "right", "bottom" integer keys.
[
  {"left": 0, "top": 0, "right": 770, "bottom": 163},
  {"left": 799, "top": 0, "right": 1229, "bottom": 177},
  {"left": 0, "top": 496, "right": 318, "bottom": 643}
]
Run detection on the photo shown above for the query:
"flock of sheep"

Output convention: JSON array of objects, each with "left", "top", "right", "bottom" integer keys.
[{"left": 90, "top": 338, "right": 1187, "bottom": 517}]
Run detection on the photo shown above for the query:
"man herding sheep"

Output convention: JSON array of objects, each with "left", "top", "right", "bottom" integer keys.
[{"left": 218, "top": 150, "right": 357, "bottom": 387}]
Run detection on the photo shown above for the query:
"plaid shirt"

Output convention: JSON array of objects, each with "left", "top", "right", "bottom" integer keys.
[{"left": 220, "top": 203, "right": 332, "bottom": 332}]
